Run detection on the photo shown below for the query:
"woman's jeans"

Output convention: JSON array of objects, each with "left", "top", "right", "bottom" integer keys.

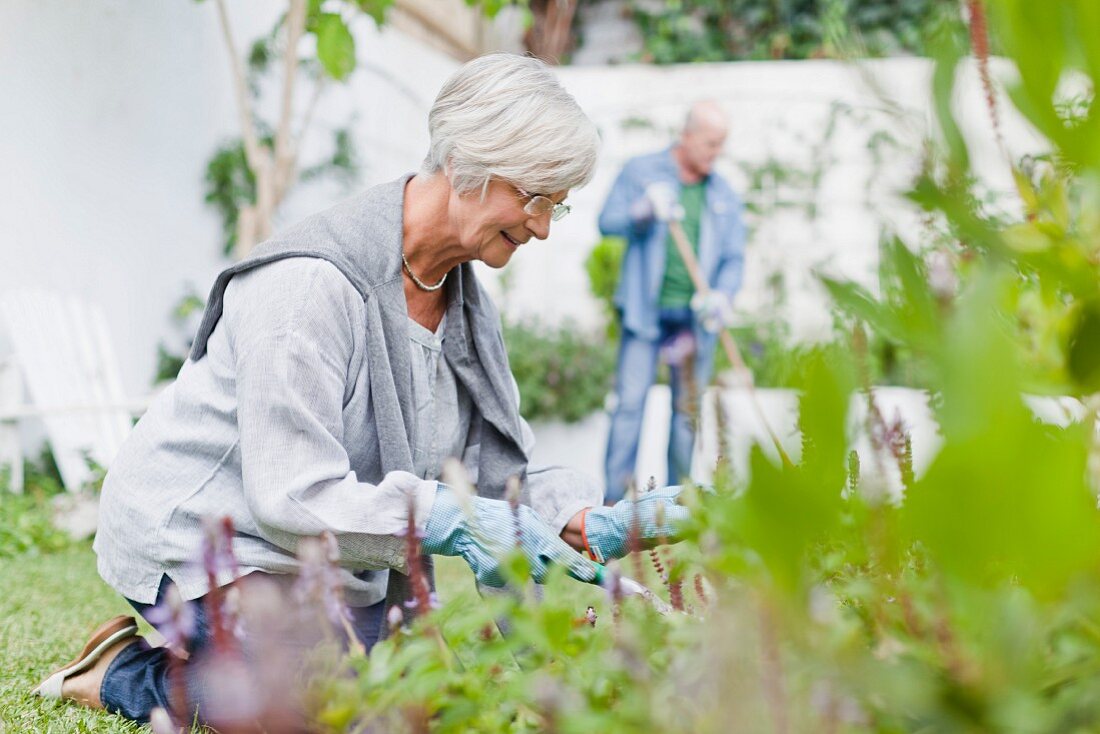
[
  {"left": 99, "top": 574, "right": 386, "bottom": 724},
  {"left": 604, "top": 307, "right": 715, "bottom": 503}
]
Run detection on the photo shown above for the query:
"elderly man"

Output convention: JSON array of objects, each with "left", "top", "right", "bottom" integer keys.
[{"left": 599, "top": 101, "right": 746, "bottom": 501}]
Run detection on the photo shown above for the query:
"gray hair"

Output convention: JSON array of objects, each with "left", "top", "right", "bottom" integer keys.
[{"left": 422, "top": 53, "right": 600, "bottom": 196}]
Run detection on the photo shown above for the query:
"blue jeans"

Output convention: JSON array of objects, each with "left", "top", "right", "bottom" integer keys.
[
  {"left": 99, "top": 574, "right": 386, "bottom": 724},
  {"left": 604, "top": 307, "right": 714, "bottom": 503}
]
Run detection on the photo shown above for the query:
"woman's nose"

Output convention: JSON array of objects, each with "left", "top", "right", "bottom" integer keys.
[{"left": 527, "top": 212, "right": 551, "bottom": 240}]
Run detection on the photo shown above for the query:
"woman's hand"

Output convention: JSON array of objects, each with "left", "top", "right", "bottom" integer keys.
[
  {"left": 422, "top": 485, "right": 600, "bottom": 587},
  {"left": 575, "top": 486, "right": 690, "bottom": 563}
]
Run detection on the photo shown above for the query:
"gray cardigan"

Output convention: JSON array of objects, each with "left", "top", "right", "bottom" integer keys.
[{"left": 94, "top": 176, "right": 600, "bottom": 607}]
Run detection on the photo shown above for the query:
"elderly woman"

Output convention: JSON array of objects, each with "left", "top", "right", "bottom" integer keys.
[{"left": 33, "top": 53, "right": 685, "bottom": 725}]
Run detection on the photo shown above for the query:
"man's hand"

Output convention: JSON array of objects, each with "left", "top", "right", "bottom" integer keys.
[
  {"left": 630, "top": 182, "right": 683, "bottom": 224},
  {"left": 422, "top": 485, "right": 601, "bottom": 587},
  {"left": 690, "top": 291, "right": 736, "bottom": 333}
]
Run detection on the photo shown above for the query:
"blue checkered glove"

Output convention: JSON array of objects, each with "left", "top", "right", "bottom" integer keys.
[
  {"left": 581, "top": 486, "right": 689, "bottom": 563},
  {"left": 422, "top": 484, "right": 600, "bottom": 587}
]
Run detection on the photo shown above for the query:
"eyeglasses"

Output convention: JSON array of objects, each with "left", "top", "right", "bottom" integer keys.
[{"left": 516, "top": 187, "right": 572, "bottom": 221}]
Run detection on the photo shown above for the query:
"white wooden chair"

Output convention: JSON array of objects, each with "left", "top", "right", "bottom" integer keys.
[{"left": 0, "top": 290, "right": 149, "bottom": 493}]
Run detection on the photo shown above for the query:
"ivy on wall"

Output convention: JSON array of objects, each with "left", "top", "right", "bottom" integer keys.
[{"left": 625, "top": 0, "right": 961, "bottom": 63}]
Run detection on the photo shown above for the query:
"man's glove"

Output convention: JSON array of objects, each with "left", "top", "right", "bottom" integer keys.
[
  {"left": 580, "top": 486, "right": 689, "bottom": 563},
  {"left": 690, "top": 291, "right": 736, "bottom": 333},
  {"left": 422, "top": 484, "right": 600, "bottom": 587},
  {"left": 630, "top": 182, "right": 684, "bottom": 224}
]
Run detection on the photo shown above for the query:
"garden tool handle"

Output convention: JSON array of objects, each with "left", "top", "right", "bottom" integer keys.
[{"left": 666, "top": 219, "right": 793, "bottom": 469}]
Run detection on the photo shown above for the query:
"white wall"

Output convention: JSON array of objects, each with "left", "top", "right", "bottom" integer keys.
[
  {"left": 0, "top": 1, "right": 458, "bottom": 399},
  {"left": 1, "top": 1, "right": 1046, "bottom": 403},
  {"left": 2, "top": 0, "right": 277, "bottom": 395}
]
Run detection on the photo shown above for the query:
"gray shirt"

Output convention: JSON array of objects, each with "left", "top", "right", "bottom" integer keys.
[
  {"left": 407, "top": 312, "right": 469, "bottom": 482},
  {"left": 95, "top": 258, "right": 597, "bottom": 606}
]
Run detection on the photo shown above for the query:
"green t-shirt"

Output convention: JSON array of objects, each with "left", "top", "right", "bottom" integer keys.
[{"left": 658, "top": 181, "right": 706, "bottom": 308}]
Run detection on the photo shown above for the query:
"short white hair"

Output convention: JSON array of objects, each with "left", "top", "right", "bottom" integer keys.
[{"left": 422, "top": 53, "right": 600, "bottom": 196}]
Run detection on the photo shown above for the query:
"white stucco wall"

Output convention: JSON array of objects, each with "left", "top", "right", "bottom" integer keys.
[
  {"left": 2, "top": 0, "right": 276, "bottom": 395},
  {"left": 0, "top": 1, "right": 455, "bottom": 400},
  {"left": 2, "top": 2, "right": 1044, "bottom": 403}
]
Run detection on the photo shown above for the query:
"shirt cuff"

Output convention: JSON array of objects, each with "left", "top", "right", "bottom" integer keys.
[
  {"left": 544, "top": 498, "right": 595, "bottom": 537},
  {"left": 410, "top": 478, "right": 440, "bottom": 533}
]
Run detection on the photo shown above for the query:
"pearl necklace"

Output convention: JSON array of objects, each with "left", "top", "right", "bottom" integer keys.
[{"left": 401, "top": 252, "right": 448, "bottom": 292}]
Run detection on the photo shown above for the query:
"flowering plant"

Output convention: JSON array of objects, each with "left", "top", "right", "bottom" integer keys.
[{"left": 157, "top": 5, "right": 1100, "bottom": 729}]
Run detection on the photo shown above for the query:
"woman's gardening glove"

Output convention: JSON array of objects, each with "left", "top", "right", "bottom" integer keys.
[
  {"left": 422, "top": 484, "right": 601, "bottom": 588},
  {"left": 579, "top": 486, "right": 689, "bottom": 563}
]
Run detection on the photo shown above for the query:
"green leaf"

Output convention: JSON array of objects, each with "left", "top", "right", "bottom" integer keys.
[
  {"left": 1001, "top": 222, "right": 1051, "bottom": 253},
  {"left": 353, "top": 0, "right": 393, "bottom": 26},
  {"left": 927, "top": 16, "right": 969, "bottom": 173},
  {"left": 1011, "top": 166, "right": 1040, "bottom": 215},
  {"left": 903, "top": 270, "right": 1100, "bottom": 596},
  {"left": 468, "top": 0, "right": 508, "bottom": 20},
  {"left": 881, "top": 237, "right": 941, "bottom": 351},
  {"left": 1066, "top": 298, "right": 1100, "bottom": 392},
  {"left": 315, "top": 13, "right": 356, "bottom": 81},
  {"left": 796, "top": 347, "right": 855, "bottom": 490},
  {"left": 820, "top": 276, "right": 907, "bottom": 344}
]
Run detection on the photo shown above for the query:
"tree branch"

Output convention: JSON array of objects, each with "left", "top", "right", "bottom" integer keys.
[
  {"left": 274, "top": 0, "right": 308, "bottom": 201},
  {"left": 213, "top": 0, "right": 266, "bottom": 173},
  {"left": 395, "top": 1, "right": 479, "bottom": 60}
]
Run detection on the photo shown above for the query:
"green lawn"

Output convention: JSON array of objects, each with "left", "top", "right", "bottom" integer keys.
[
  {"left": 0, "top": 545, "right": 475, "bottom": 732},
  {"left": 0, "top": 543, "right": 148, "bottom": 732},
  {"left": 0, "top": 542, "right": 613, "bottom": 732}
]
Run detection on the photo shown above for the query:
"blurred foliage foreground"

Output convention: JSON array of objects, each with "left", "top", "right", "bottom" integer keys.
[
  {"left": 62, "top": 2, "right": 1100, "bottom": 731},
  {"left": 309, "top": 3, "right": 1100, "bottom": 732}
]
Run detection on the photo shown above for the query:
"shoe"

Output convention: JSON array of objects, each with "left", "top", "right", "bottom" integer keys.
[{"left": 32, "top": 615, "right": 140, "bottom": 700}]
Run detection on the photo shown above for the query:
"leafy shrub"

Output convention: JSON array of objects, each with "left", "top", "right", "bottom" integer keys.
[
  {"left": 583, "top": 235, "right": 625, "bottom": 339},
  {"left": 0, "top": 449, "right": 73, "bottom": 559},
  {"left": 0, "top": 493, "right": 73, "bottom": 560},
  {"left": 154, "top": 290, "right": 205, "bottom": 384},
  {"left": 626, "top": 0, "right": 961, "bottom": 63},
  {"left": 503, "top": 318, "right": 616, "bottom": 422},
  {"left": 313, "top": 266, "right": 1100, "bottom": 732}
]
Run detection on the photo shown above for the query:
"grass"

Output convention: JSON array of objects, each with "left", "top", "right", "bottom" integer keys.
[
  {"left": 0, "top": 542, "right": 148, "bottom": 732},
  {"left": 0, "top": 540, "right": 638, "bottom": 731}
]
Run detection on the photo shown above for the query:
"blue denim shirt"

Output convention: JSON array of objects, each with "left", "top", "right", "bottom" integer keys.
[{"left": 598, "top": 147, "right": 746, "bottom": 348}]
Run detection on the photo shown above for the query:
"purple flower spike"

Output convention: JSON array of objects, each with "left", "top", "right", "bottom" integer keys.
[
  {"left": 201, "top": 516, "right": 240, "bottom": 585},
  {"left": 387, "top": 604, "right": 405, "bottom": 631},
  {"left": 149, "top": 707, "right": 178, "bottom": 734},
  {"left": 294, "top": 535, "right": 353, "bottom": 628},
  {"left": 659, "top": 330, "right": 696, "bottom": 368},
  {"left": 146, "top": 582, "right": 196, "bottom": 653},
  {"left": 601, "top": 566, "right": 624, "bottom": 607},
  {"left": 402, "top": 593, "right": 439, "bottom": 612},
  {"left": 321, "top": 530, "right": 340, "bottom": 563},
  {"left": 393, "top": 525, "right": 425, "bottom": 541}
]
